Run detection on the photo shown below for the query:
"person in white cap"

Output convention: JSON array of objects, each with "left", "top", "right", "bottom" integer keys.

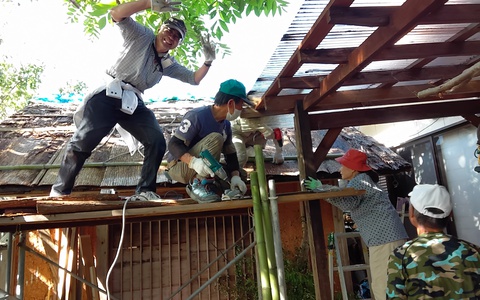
[
  {"left": 387, "top": 184, "right": 480, "bottom": 299},
  {"left": 50, "top": 0, "right": 216, "bottom": 201}
]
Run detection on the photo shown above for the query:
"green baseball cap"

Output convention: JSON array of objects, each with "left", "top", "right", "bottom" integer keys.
[{"left": 219, "top": 79, "right": 254, "bottom": 107}]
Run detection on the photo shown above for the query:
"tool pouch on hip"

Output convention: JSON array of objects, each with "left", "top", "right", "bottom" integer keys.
[
  {"left": 120, "top": 90, "right": 138, "bottom": 115},
  {"left": 106, "top": 78, "right": 123, "bottom": 99}
]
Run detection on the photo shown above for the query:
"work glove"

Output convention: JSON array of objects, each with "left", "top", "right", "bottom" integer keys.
[
  {"left": 200, "top": 34, "right": 216, "bottom": 62},
  {"left": 151, "top": 0, "right": 181, "bottom": 12},
  {"left": 303, "top": 176, "right": 323, "bottom": 191},
  {"left": 188, "top": 157, "right": 214, "bottom": 178},
  {"left": 230, "top": 175, "right": 247, "bottom": 194},
  {"left": 272, "top": 148, "right": 284, "bottom": 165}
]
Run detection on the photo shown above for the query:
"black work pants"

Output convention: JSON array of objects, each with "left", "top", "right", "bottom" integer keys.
[{"left": 51, "top": 90, "right": 166, "bottom": 195}]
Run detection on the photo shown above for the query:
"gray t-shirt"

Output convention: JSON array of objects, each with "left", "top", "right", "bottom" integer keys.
[
  {"left": 327, "top": 172, "right": 408, "bottom": 247},
  {"left": 106, "top": 17, "right": 195, "bottom": 93}
]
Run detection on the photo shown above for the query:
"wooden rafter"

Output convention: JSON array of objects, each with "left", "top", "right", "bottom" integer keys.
[
  {"left": 259, "top": 0, "right": 355, "bottom": 110},
  {"left": 278, "top": 65, "right": 469, "bottom": 90},
  {"left": 303, "top": 0, "right": 449, "bottom": 111},
  {"left": 299, "top": 41, "right": 480, "bottom": 64},
  {"left": 308, "top": 99, "right": 480, "bottom": 130},
  {"left": 250, "top": 81, "right": 480, "bottom": 116},
  {"left": 328, "top": 4, "right": 480, "bottom": 27}
]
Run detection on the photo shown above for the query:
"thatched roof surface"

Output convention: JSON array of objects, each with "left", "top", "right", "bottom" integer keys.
[
  {"left": 0, "top": 101, "right": 410, "bottom": 193},
  {"left": 246, "top": 126, "right": 411, "bottom": 177}
]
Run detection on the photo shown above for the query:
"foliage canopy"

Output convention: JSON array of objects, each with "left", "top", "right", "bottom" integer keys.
[
  {"left": 0, "top": 59, "right": 44, "bottom": 120},
  {"left": 64, "top": 0, "right": 289, "bottom": 68}
]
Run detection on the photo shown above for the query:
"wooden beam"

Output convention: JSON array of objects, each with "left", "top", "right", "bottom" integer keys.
[
  {"left": 328, "top": 5, "right": 480, "bottom": 26},
  {"left": 328, "top": 6, "right": 391, "bottom": 27},
  {"left": 277, "top": 65, "right": 468, "bottom": 90},
  {"left": 263, "top": 81, "right": 480, "bottom": 114},
  {"left": 259, "top": 0, "right": 355, "bottom": 109},
  {"left": 299, "top": 41, "right": 480, "bottom": 64},
  {"left": 462, "top": 115, "right": 480, "bottom": 127},
  {"left": 311, "top": 81, "right": 480, "bottom": 111},
  {"left": 294, "top": 101, "right": 317, "bottom": 180},
  {"left": 309, "top": 99, "right": 480, "bottom": 129},
  {"left": 0, "top": 189, "right": 365, "bottom": 232},
  {"left": 313, "top": 128, "right": 342, "bottom": 172},
  {"left": 304, "top": 0, "right": 449, "bottom": 111}
]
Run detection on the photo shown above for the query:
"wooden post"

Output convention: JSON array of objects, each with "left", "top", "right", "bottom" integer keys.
[{"left": 294, "top": 100, "right": 332, "bottom": 300}]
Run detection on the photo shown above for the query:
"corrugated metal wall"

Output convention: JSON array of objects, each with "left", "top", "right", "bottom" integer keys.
[{"left": 108, "top": 214, "right": 255, "bottom": 300}]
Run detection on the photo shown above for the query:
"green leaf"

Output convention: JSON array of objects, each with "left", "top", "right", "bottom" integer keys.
[
  {"left": 98, "top": 16, "right": 107, "bottom": 30},
  {"left": 219, "top": 19, "right": 229, "bottom": 33},
  {"left": 62, "top": 0, "right": 288, "bottom": 69}
]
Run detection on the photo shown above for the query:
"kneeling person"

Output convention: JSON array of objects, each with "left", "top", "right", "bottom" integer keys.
[{"left": 166, "top": 79, "right": 253, "bottom": 203}]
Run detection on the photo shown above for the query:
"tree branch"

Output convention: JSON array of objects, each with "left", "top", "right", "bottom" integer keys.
[{"left": 417, "top": 61, "right": 480, "bottom": 98}]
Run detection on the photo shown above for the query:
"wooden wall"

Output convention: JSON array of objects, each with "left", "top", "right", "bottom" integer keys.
[{"left": 106, "top": 214, "right": 255, "bottom": 300}]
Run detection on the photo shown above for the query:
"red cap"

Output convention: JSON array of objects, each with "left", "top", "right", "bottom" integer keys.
[{"left": 335, "top": 149, "right": 371, "bottom": 171}]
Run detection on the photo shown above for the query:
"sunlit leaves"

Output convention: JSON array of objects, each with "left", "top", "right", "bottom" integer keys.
[
  {"left": 0, "top": 60, "right": 44, "bottom": 119},
  {"left": 63, "top": 0, "right": 288, "bottom": 68}
]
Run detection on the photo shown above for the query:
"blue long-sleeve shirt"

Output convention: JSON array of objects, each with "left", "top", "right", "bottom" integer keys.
[{"left": 327, "top": 173, "right": 408, "bottom": 247}]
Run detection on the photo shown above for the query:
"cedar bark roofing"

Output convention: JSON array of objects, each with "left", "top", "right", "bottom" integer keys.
[{"left": 0, "top": 101, "right": 409, "bottom": 192}]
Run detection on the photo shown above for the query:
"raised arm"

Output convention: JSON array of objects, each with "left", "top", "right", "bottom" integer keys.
[{"left": 110, "top": 0, "right": 151, "bottom": 22}]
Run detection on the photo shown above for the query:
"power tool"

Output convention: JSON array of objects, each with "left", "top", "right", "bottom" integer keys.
[{"left": 199, "top": 149, "right": 229, "bottom": 181}]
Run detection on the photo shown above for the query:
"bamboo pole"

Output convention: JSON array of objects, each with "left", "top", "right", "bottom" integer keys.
[
  {"left": 251, "top": 172, "right": 272, "bottom": 300},
  {"left": 254, "top": 144, "right": 279, "bottom": 300},
  {"left": 268, "top": 179, "right": 287, "bottom": 300}
]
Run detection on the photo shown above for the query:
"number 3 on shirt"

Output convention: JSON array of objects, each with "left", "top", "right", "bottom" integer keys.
[{"left": 179, "top": 119, "right": 191, "bottom": 133}]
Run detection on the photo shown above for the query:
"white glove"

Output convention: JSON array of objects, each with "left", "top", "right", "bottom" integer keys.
[
  {"left": 230, "top": 175, "right": 247, "bottom": 194},
  {"left": 200, "top": 34, "right": 216, "bottom": 62},
  {"left": 151, "top": 0, "right": 181, "bottom": 12},
  {"left": 188, "top": 157, "right": 214, "bottom": 178},
  {"left": 272, "top": 148, "right": 284, "bottom": 165}
]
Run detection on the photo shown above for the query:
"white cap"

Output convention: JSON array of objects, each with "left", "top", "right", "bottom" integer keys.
[{"left": 408, "top": 184, "right": 452, "bottom": 218}]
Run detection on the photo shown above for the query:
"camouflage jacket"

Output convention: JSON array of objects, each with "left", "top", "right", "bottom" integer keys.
[{"left": 386, "top": 232, "right": 480, "bottom": 299}]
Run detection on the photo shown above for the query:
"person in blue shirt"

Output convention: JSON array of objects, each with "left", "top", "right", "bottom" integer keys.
[
  {"left": 166, "top": 79, "right": 253, "bottom": 203},
  {"left": 305, "top": 149, "right": 408, "bottom": 300}
]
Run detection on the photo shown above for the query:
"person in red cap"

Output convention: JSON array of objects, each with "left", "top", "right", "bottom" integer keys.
[{"left": 305, "top": 148, "right": 408, "bottom": 300}]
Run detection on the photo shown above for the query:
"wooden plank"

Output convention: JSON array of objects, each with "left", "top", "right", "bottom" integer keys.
[
  {"left": 0, "top": 198, "right": 37, "bottom": 210},
  {"left": 79, "top": 235, "right": 100, "bottom": 300},
  {"left": 0, "top": 189, "right": 365, "bottom": 231},
  {"left": 36, "top": 199, "right": 197, "bottom": 215},
  {"left": 65, "top": 228, "right": 78, "bottom": 300}
]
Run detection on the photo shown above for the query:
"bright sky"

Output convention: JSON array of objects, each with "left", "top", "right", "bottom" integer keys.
[{"left": 1, "top": 1, "right": 302, "bottom": 102}]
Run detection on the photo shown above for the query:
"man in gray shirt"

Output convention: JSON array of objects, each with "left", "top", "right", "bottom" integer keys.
[{"left": 50, "top": 0, "right": 215, "bottom": 200}]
